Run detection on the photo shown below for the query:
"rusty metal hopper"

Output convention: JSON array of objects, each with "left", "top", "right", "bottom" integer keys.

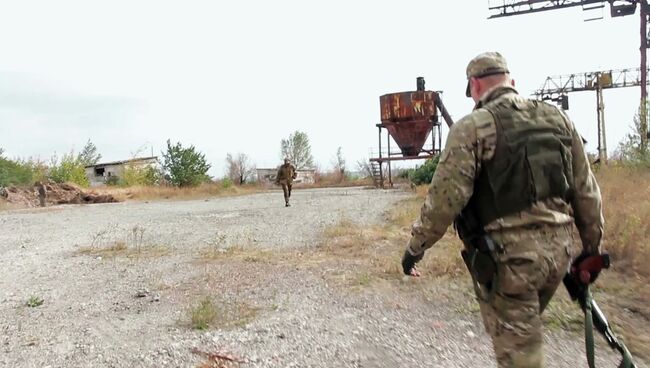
[{"left": 379, "top": 89, "right": 437, "bottom": 156}]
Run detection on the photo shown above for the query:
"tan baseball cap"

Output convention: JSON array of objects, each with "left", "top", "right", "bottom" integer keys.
[{"left": 465, "top": 52, "right": 510, "bottom": 97}]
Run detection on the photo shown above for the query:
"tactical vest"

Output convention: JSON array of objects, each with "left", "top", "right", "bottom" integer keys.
[{"left": 466, "top": 97, "right": 575, "bottom": 226}]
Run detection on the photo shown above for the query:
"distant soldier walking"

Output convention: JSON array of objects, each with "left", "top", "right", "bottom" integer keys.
[
  {"left": 275, "top": 158, "right": 297, "bottom": 207},
  {"left": 401, "top": 52, "right": 604, "bottom": 367},
  {"left": 36, "top": 181, "right": 47, "bottom": 207}
]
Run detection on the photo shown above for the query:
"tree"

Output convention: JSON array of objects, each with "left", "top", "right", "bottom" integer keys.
[
  {"left": 161, "top": 139, "right": 211, "bottom": 187},
  {"left": 356, "top": 159, "right": 373, "bottom": 179},
  {"left": 226, "top": 153, "right": 255, "bottom": 185},
  {"left": 280, "top": 131, "right": 314, "bottom": 169},
  {"left": 49, "top": 151, "right": 90, "bottom": 187},
  {"left": 77, "top": 139, "right": 102, "bottom": 166},
  {"left": 331, "top": 146, "right": 345, "bottom": 176},
  {"left": 615, "top": 105, "right": 650, "bottom": 165}
]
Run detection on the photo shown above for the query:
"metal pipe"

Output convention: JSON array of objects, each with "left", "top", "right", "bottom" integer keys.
[
  {"left": 434, "top": 93, "right": 454, "bottom": 127},
  {"left": 417, "top": 77, "right": 425, "bottom": 91}
]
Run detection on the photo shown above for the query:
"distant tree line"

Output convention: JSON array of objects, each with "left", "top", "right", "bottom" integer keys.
[{"left": 0, "top": 130, "right": 371, "bottom": 190}]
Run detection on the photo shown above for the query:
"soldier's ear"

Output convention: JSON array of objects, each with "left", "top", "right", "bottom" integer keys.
[{"left": 510, "top": 78, "right": 516, "bottom": 88}]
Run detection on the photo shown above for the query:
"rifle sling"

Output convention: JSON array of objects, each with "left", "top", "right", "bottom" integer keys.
[
  {"left": 585, "top": 287, "right": 596, "bottom": 368},
  {"left": 583, "top": 286, "right": 636, "bottom": 368}
]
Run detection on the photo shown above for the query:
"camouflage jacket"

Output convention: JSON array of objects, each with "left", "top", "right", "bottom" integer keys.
[
  {"left": 276, "top": 164, "right": 297, "bottom": 184},
  {"left": 407, "top": 85, "right": 604, "bottom": 256}
]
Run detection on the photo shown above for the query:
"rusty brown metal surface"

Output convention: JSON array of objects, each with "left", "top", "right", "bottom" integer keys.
[{"left": 379, "top": 91, "right": 437, "bottom": 156}]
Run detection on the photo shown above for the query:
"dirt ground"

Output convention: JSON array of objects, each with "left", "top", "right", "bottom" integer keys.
[{"left": 0, "top": 187, "right": 646, "bottom": 368}]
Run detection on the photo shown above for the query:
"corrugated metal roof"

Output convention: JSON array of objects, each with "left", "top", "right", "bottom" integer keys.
[{"left": 84, "top": 156, "right": 158, "bottom": 168}]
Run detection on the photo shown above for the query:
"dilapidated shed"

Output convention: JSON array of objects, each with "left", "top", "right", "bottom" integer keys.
[{"left": 85, "top": 156, "right": 158, "bottom": 187}]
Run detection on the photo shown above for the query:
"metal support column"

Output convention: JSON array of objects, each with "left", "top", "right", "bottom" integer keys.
[
  {"left": 378, "top": 126, "right": 383, "bottom": 188},
  {"left": 431, "top": 120, "right": 435, "bottom": 152},
  {"left": 387, "top": 132, "right": 393, "bottom": 188},
  {"left": 641, "top": 0, "right": 649, "bottom": 150},
  {"left": 596, "top": 85, "right": 608, "bottom": 163}
]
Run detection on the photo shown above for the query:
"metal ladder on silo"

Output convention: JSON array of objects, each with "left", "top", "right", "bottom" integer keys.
[{"left": 370, "top": 162, "right": 382, "bottom": 188}]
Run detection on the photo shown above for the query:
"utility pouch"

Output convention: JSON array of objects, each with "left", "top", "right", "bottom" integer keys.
[
  {"left": 461, "top": 235, "right": 497, "bottom": 286},
  {"left": 455, "top": 209, "right": 499, "bottom": 299}
]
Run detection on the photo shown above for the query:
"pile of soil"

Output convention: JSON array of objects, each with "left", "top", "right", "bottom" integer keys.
[{"left": 0, "top": 181, "right": 118, "bottom": 207}]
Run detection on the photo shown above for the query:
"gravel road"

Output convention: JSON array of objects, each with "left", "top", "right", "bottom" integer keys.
[{"left": 0, "top": 187, "right": 645, "bottom": 368}]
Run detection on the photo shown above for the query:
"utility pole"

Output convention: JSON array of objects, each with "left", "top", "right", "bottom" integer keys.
[
  {"left": 596, "top": 82, "right": 607, "bottom": 162},
  {"left": 641, "top": 0, "right": 649, "bottom": 150}
]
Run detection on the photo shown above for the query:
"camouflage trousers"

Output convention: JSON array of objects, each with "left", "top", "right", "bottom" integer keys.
[
  {"left": 281, "top": 183, "right": 292, "bottom": 203},
  {"left": 476, "top": 224, "right": 572, "bottom": 368}
]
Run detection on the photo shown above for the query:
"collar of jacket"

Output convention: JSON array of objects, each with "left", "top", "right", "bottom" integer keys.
[{"left": 474, "top": 85, "right": 519, "bottom": 110}]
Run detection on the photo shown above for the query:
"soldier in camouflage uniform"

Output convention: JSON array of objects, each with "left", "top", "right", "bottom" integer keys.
[
  {"left": 36, "top": 181, "right": 47, "bottom": 207},
  {"left": 401, "top": 52, "right": 604, "bottom": 367},
  {"left": 275, "top": 158, "right": 297, "bottom": 207}
]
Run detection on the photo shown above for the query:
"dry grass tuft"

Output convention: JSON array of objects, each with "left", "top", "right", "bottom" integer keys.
[
  {"left": 198, "top": 244, "right": 277, "bottom": 264},
  {"left": 583, "top": 166, "right": 650, "bottom": 359},
  {"left": 596, "top": 166, "right": 650, "bottom": 277},
  {"left": 95, "top": 183, "right": 263, "bottom": 202},
  {"left": 541, "top": 295, "right": 583, "bottom": 332},
  {"left": 186, "top": 295, "right": 257, "bottom": 331},
  {"left": 75, "top": 240, "right": 171, "bottom": 258},
  {"left": 318, "top": 193, "right": 466, "bottom": 287}
]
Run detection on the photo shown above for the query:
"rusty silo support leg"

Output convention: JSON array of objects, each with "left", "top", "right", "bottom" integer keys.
[
  {"left": 387, "top": 132, "right": 393, "bottom": 188},
  {"left": 431, "top": 120, "right": 436, "bottom": 152},
  {"left": 378, "top": 126, "right": 384, "bottom": 188}
]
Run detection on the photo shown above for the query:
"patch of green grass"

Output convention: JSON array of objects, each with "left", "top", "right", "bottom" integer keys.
[
  {"left": 186, "top": 295, "right": 258, "bottom": 331},
  {"left": 357, "top": 272, "right": 372, "bottom": 286},
  {"left": 26, "top": 296, "right": 44, "bottom": 308},
  {"left": 190, "top": 296, "right": 218, "bottom": 330}
]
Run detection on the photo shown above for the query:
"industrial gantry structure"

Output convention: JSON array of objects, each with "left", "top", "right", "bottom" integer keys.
[
  {"left": 488, "top": 0, "right": 650, "bottom": 157},
  {"left": 533, "top": 68, "right": 650, "bottom": 162}
]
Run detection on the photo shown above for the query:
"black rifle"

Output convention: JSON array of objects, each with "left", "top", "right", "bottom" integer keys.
[{"left": 563, "top": 253, "right": 636, "bottom": 368}]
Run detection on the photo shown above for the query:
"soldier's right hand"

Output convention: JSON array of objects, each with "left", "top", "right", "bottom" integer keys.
[
  {"left": 571, "top": 251, "right": 608, "bottom": 284},
  {"left": 401, "top": 250, "right": 424, "bottom": 277}
]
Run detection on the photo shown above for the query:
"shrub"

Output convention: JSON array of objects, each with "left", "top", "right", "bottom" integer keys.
[
  {"left": 0, "top": 157, "right": 34, "bottom": 186},
  {"left": 120, "top": 165, "right": 161, "bottom": 186},
  {"left": 49, "top": 152, "right": 89, "bottom": 187},
  {"left": 409, "top": 156, "right": 440, "bottom": 185}
]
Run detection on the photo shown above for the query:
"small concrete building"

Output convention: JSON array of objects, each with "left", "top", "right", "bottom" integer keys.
[
  {"left": 256, "top": 168, "right": 316, "bottom": 186},
  {"left": 85, "top": 156, "right": 158, "bottom": 187}
]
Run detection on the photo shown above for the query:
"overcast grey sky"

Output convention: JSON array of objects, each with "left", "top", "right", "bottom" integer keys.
[{"left": 0, "top": 1, "right": 644, "bottom": 176}]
